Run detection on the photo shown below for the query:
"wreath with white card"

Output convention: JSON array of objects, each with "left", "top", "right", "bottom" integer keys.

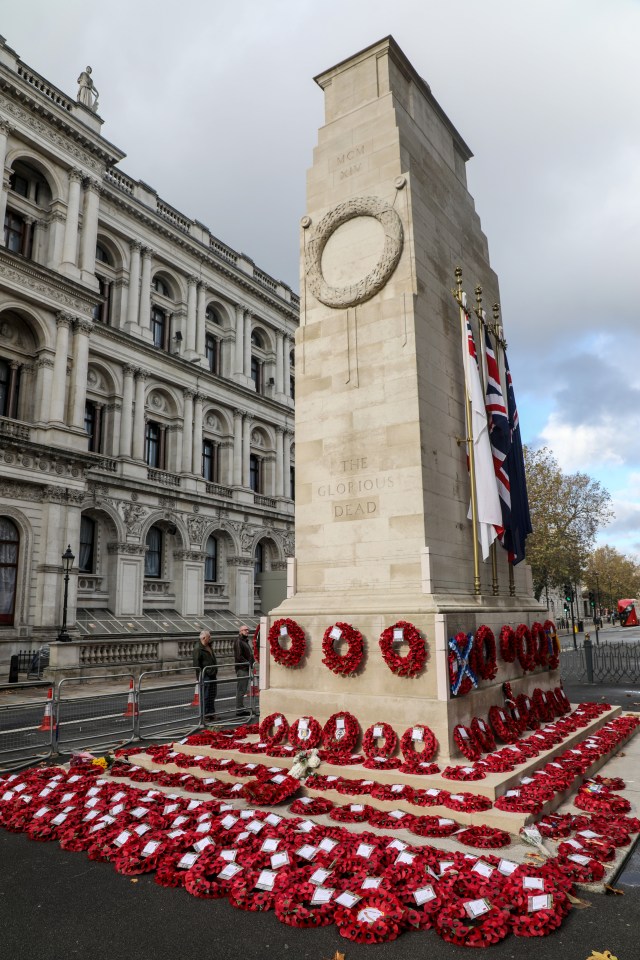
[
  {"left": 321, "top": 622, "right": 364, "bottom": 676},
  {"left": 378, "top": 621, "right": 426, "bottom": 678},
  {"left": 268, "top": 617, "right": 306, "bottom": 668}
]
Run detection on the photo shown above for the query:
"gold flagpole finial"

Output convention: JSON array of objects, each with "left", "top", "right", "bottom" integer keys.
[{"left": 454, "top": 266, "right": 463, "bottom": 304}]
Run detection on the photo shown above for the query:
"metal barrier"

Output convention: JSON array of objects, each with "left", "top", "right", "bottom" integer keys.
[
  {"left": 0, "top": 682, "right": 54, "bottom": 770},
  {"left": 560, "top": 640, "right": 640, "bottom": 683},
  {"left": 0, "top": 664, "right": 260, "bottom": 771},
  {"left": 137, "top": 666, "right": 202, "bottom": 738},
  {"left": 56, "top": 674, "right": 136, "bottom": 754}
]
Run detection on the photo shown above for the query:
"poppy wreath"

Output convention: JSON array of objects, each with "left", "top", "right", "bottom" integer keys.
[
  {"left": 289, "top": 796, "right": 334, "bottom": 816},
  {"left": 321, "top": 622, "right": 364, "bottom": 677},
  {"left": 515, "top": 624, "right": 537, "bottom": 672},
  {"left": 268, "top": 618, "right": 306, "bottom": 668},
  {"left": 453, "top": 724, "right": 482, "bottom": 761},
  {"left": 379, "top": 621, "right": 426, "bottom": 678},
  {"left": 241, "top": 775, "right": 300, "bottom": 806},
  {"left": 334, "top": 890, "right": 406, "bottom": 944},
  {"left": 399, "top": 724, "right": 438, "bottom": 768},
  {"left": 448, "top": 632, "right": 477, "bottom": 697},
  {"left": 574, "top": 790, "right": 631, "bottom": 815},
  {"left": 434, "top": 898, "right": 511, "bottom": 947},
  {"left": 536, "top": 815, "right": 575, "bottom": 839},
  {"left": 228, "top": 867, "right": 283, "bottom": 912},
  {"left": 531, "top": 688, "right": 555, "bottom": 723},
  {"left": 543, "top": 619, "right": 561, "bottom": 670},
  {"left": 488, "top": 705, "right": 520, "bottom": 744},
  {"left": 456, "top": 825, "right": 511, "bottom": 848},
  {"left": 362, "top": 722, "right": 398, "bottom": 759},
  {"left": 506, "top": 877, "right": 570, "bottom": 938},
  {"left": 368, "top": 809, "right": 416, "bottom": 831},
  {"left": 411, "top": 815, "right": 459, "bottom": 838},
  {"left": 471, "top": 625, "right": 498, "bottom": 681},
  {"left": 515, "top": 693, "right": 540, "bottom": 730},
  {"left": 183, "top": 858, "right": 229, "bottom": 899},
  {"left": 288, "top": 716, "right": 322, "bottom": 750},
  {"left": 557, "top": 838, "right": 615, "bottom": 862},
  {"left": 531, "top": 621, "right": 548, "bottom": 668},
  {"left": 321, "top": 711, "right": 360, "bottom": 754},
  {"left": 411, "top": 788, "right": 451, "bottom": 808},
  {"left": 499, "top": 624, "right": 516, "bottom": 663},
  {"left": 329, "top": 803, "right": 373, "bottom": 824},
  {"left": 442, "top": 765, "right": 486, "bottom": 782},
  {"left": 494, "top": 794, "right": 543, "bottom": 815},
  {"left": 370, "top": 783, "right": 415, "bottom": 802},
  {"left": 556, "top": 854, "right": 605, "bottom": 884},
  {"left": 274, "top": 880, "right": 337, "bottom": 928},
  {"left": 591, "top": 774, "right": 626, "bottom": 791},
  {"left": 444, "top": 792, "right": 493, "bottom": 813},
  {"left": 470, "top": 717, "right": 496, "bottom": 752},
  {"left": 397, "top": 877, "right": 444, "bottom": 930}
]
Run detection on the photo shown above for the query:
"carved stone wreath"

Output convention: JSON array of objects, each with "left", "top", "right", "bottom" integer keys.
[{"left": 304, "top": 196, "right": 404, "bottom": 308}]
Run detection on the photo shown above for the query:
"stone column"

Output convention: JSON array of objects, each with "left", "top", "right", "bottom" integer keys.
[
  {"left": 79, "top": 177, "right": 101, "bottom": 277},
  {"left": 192, "top": 393, "right": 203, "bottom": 475},
  {"left": 138, "top": 247, "right": 153, "bottom": 334},
  {"left": 35, "top": 355, "right": 55, "bottom": 423},
  {"left": 284, "top": 429, "right": 292, "bottom": 499},
  {"left": 0, "top": 120, "right": 12, "bottom": 244},
  {"left": 185, "top": 275, "right": 197, "bottom": 352},
  {"left": 243, "top": 311, "right": 252, "bottom": 380},
  {"left": 49, "top": 313, "right": 73, "bottom": 423},
  {"left": 242, "top": 413, "right": 253, "bottom": 488},
  {"left": 284, "top": 335, "right": 292, "bottom": 399},
  {"left": 125, "top": 240, "right": 142, "bottom": 329},
  {"left": 119, "top": 364, "right": 135, "bottom": 457},
  {"left": 60, "top": 168, "right": 83, "bottom": 269},
  {"left": 275, "top": 426, "right": 284, "bottom": 497},
  {"left": 275, "top": 332, "right": 284, "bottom": 395},
  {"left": 233, "top": 408, "right": 243, "bottom": 486},
  {"left": 196, "top": 281, "right": 206, "bottom": 359},
  {"left": 132, "top": 368, "right": 148, "bottom": 460},
  {"left": 69, "top": 318, "right": 93, "bottom": 429},
  {"left": 107, "top": 402, "right": 121, "bottom": 457},
  {"left": 234, "top": 305, "right": 244, "bottom": 375},
  {"left": 7, "top": 361, "right": 19, "bottom": 418},
  {"left": 47, "top": 209, "right": 66, "bottom": 271},
  {"left": 182, "top": 389, "right": 194, "bottom": 473}
]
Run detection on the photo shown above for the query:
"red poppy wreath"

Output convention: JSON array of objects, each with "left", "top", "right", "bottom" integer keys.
[
  {"left": 321, "top": 622, "right": 364, "bottom": 676},
  {"left": 321, "top": 711, "right": 360, "bottom": 754},
  {"left": 515, "top": 624, "right": 537, "bottom": 672},
  {"left": 379, "top": 621, "right": 426, "bottom": 678},
  {"left": 268, "top": 618, "right": 306, "bottom": 668},
  {"left": 472, "top": 625, "right": 498, "bottom": 680}
]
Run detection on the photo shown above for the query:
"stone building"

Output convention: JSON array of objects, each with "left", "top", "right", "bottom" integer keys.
[{"left": 0, "top": 38, "right": 296, "bottom": 671}]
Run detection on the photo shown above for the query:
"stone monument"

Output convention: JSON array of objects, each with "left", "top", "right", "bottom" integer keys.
[{"left": 261, "top": 37, "right": 546, "bottom": 759}]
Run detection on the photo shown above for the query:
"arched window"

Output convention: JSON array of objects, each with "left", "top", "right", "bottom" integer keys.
[
  {"left": 251, "top": 330, "right": 264, "bottom": 349},
  {"left": 152, "top": 276, "right": 171, "bottom": 297},
  {"left": 145, "top": 420, "right": 163, "bottom": 468},
  {"left": 254, "top": 541, "right": 264, "bottom": 578},
  {"left": 206, "top": 306, "right": 222, "bottom": 325},
  {"left": 79, "top": 516, "right": 96, "bottom": 573},
  {"left": 205, "top": 535, "right": 217, "bottom": 582},
  {"left": 151, "top": 306, "right": 169, "bottom": 350},
  {"left": 0, "top": 517, "right": 19, "bottom": 624},
  {"left": 205, "top": 333, "right": 219, "bottom": 374},
  {"left": 202, "top": 439, "right": 217, "bottom": 482},
  {"left": 145, "top": 526, "right": 162, "bottom": 578},
  {"left": 95, "top": 243, "right": 112, "bottom": 265}
]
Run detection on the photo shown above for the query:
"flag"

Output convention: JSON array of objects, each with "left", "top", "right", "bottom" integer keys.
[
  {"left": 483, "top": 326, "right": 511, "bottom": 532},
  {"left": 501, "top": 352, "right": 532, "bottom": 563},
  {"left": 462, "top": 312, "right": 502, "bottom": 559}
]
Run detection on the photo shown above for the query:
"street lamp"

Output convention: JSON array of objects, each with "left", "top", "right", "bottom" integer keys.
[{"left": 57, "top": 544, "right": 75, "bottom": 642}]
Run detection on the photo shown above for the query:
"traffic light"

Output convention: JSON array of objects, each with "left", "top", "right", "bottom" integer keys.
[
  {"left": 588, "top": 591, "right": 595, "bottom": 607},
  {"left": 564, "top": 584, "right": 572, "bottom": 604}
]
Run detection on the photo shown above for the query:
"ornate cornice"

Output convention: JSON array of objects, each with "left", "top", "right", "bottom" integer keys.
[
  {"left": 0, "top": 250, "right": 99, "bottom": 315},
  {"left": 107, "top": 541, "right": 146, "bottom": 555}
]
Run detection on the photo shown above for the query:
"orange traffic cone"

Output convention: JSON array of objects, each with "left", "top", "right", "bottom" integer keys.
[
  {"left": 191, "top": 683, "right": 200, "bottom": 708},
  {"left": 39, "top": 687, "right": 53, "bottom": 732},
  {"left": 123, "top": 678, "right": 137, "bottom": 717}
]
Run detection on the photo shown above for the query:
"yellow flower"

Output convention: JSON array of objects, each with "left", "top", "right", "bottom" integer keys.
[{"left": 91, "top": 757, "right": 108, "bottom": 769}]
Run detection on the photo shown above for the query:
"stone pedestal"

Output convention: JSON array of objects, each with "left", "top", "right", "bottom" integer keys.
[{"left": 261, "top": 37, "right": 544, "bottom": 757}]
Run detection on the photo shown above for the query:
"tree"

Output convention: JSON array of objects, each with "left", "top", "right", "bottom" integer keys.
[
  {"left": 523, "top": 446, "right": 613, "bottom": 600},
  {"left": 585, "top": 545, "right": 640, "bottom": 610}
]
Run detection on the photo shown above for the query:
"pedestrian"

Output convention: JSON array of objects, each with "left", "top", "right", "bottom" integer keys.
[
  {"left": 234, "top": 624, "right": 254, "bottom": 713},
  {"left": 193, "top": 629, "right": 218, "bottom": 721}
]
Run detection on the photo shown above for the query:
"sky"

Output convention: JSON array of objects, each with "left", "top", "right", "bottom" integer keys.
[{"left": 3, "top": 0, "right": 639, "bottom": 558}]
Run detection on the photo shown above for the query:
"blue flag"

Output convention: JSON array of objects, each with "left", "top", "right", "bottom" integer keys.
[{"left": 501, "top": 353, "right": 532, "bottom": 564}]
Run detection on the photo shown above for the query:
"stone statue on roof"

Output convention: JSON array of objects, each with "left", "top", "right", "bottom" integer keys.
[{"left": 77, "top": 66, "right": 99, "bottom": 112}]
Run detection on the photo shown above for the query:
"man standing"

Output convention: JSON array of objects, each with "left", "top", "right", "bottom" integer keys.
[
  {"left": 193, "top": 630, "right": 218, "bottom": 721},
  {"left": 234, "top": 624, "right": 254, "bottom": 714}
]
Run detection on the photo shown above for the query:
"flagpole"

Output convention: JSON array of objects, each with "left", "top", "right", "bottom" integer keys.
[
  {"left": 492, "top": 301, "right": 516, "bottom": 597},
  {"left": 454, "top": 267, "right": 481, "bottom": 596},
  {"left": 475, "top": 285, "right": 499, "bottom": 597}
]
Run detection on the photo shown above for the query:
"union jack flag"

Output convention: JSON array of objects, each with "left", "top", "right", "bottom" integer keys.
[
  {"left": 501, "top": 353, "right": 532, "bottom": 563},
  {"left": 483, "top": 326, "right": 510, "bottom": 535}
]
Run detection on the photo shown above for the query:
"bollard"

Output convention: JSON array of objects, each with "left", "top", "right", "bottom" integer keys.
[
  {"left": 584, "top": 637, "right": 594, "bottom": 683},
  {"left": 8, "top": 654, "right": 19, "bottom": 683}
]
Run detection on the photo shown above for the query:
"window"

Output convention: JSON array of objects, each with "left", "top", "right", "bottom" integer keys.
[
  {"left": 251, "top": 330, "right": 264, "bottom": 349},
  {"left": 145, "top": 420, "right": 161, "bottom": 468},
  {"left": 290, "top": 465, "right": 295, "bottom": 501},
  {"left": 251, "top": 356, "right": 262, "bottom": 394},
  {"left": 93, "top": 276, "right": 111, "bottom": 324},
  {"left": 205, "top": 333, "right": 219, "bottom": 374},
  {"left": 0, "top": 517, "right": 19, "bottom": 624},
  {"left": 95, "top": 243, "right": 112, "bottom": 265},
  {"left": 205, "top": 535, "right": 217, "bottom": 582},
  {"left": 202, "top": 439, "right": 217, "bottom": 482},
  {"left": 254, "top": 541, "right": 264, "bottom": 578},
  {"left": 152, "top": 276, "right": 170, "bottom": 297},
  {"left": 4, "top": 211, "right": 30, "bottom": 257},
  {"left": 206, "top": 306, "right": 221, "bottom": 325},
  {"left": 289, "top": 375, "right": 295, "bottom": 400},
  {"left": 10, "top": 173, "right": 29, "bottom": 198},
  {"left": 249, "top": 454, "right": 261, "bottom": 493},
  {"left": 151, "top": 306, "right": 169, "bottom": 350},
  {"left": 0, "top": 358, "right": 20, "bottom": 419},
  {"left": 84, "top": 401, "right": 97, "bottom": 451},
  {"left": 79, "top": 516, "right": 95, "bottom": 573},
  {"left": 144, "top": 526, "right": 162, "bottom": 578}
]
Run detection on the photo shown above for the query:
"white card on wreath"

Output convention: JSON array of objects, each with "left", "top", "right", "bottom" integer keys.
[
  {"left": 271, "top": 851, "right": 290, "bottom": 869},
  {"left": 255, "top": 870, "right": 277, "bottom": 891},
  {"left": 311, "top": 886, "right": 334, "bottom": 905},
  {"left": 523, "top": 877, "right": 545, "bottom": 891},
  {"left": 393, "top": 627, "right": 404, "bottom": 641},
  {"left": 330, "top": 626, "right": 342, "bottom": 640},
  {"left": 528, "top": 894, "right": 553, "bottom": 912},
  {"left": 335, "top": 891, "right": 361, "bottom": 909},
  {"left": 279, "top": 625, "right": 288, "bottom": 637},
  {"left": 141, "top": 841, "right": 160, "bottom": 857},
  {"left": 362, "top": 877, "right": 382, "bottom": 889},
  {"left": 218, "top": 863, "right": 242, "bottom": 880},
  {"left": 177, "top": 852, "right": 199, "bottom": 869},
  {"left": 412, "top": 727, "right": 423, "bottom": 741},
  {"left": 372, "top": 725, "right": 383, "bottom": 738},
  {"left": 464, "top": 898, "right": 491, "bottom": 919},
  {"left": 219, "top": 849, "right": 236, "bottom": 862},
  {"left": 413, "top": 885, "right": 436, "bottom": 906}
]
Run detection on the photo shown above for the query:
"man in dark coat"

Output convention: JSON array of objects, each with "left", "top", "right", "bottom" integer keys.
[
  {"left": 234, "top": 624, "right": 254, "bottom": 713},
  {"left": 193, "top": 630, "right": 218, "bottom": 720}
]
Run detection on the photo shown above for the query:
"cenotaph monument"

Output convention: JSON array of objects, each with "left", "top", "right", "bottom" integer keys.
[{"left": 260, "top": 37, "right": 546, "bottom": 760}]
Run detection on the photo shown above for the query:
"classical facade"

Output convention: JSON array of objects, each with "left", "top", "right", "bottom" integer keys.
[{"left": 0, "top": 39, "right": 296, "bottom": 667}]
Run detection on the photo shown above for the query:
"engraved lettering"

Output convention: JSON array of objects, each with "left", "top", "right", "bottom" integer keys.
[{"left": 333, "top": 496, "right": 379, "bottom": 522}]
